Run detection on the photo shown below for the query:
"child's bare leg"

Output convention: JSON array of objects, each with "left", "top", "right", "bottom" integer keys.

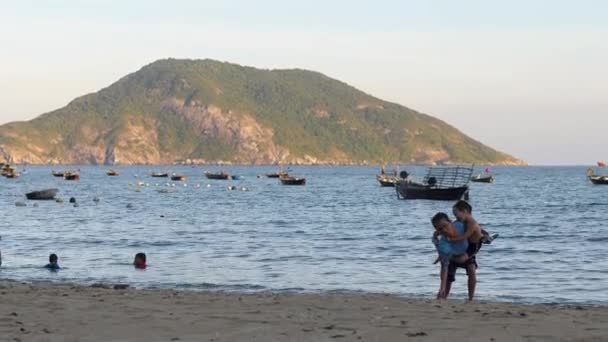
[{"left": 437, "top": 261, "right": 449, "bottom": 299}]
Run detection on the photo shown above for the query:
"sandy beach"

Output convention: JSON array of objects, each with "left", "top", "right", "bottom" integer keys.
[{"left": 0, "top": 282, "right": 606, "bottom": 342}]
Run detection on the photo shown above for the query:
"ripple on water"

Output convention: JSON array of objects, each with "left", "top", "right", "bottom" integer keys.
[{"left": 1, "top": 165, "right": 607, "bottom": 304}]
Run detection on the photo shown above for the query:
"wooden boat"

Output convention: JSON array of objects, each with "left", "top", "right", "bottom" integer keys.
[
  {"left": 106, "top": 170, "right": 120, "bottom": 176},
  {"left": 151, "top": 172, "right": 169, "bottom": 178},
  {"left": 471, "top": 174, "right": 494, "bottom": 183},
  {"left": 589, "top": 176, "right": 608, "bottom": 185},
  {"left": 52, "top": 171, "right": 65, "bottom": 177},
  {"left": 396, "top": 165, "right": 473, "bottom": 201},
  {"left": 1, "top": 165, "right": 14, "bottom": 177},
  {"left": 4, "top": 170, "right": 20, "bottom": 178},
  {"left": 204, "top": 171, "right": 229, "bottom": 180},
  {"left": 26, "top": 188, "right": 59, "bottom": 200},
  {"left": 171, "top": 174, "right": 186, "bottom": 181},
  {"left": 64, "top": 171, "right": 80, "bottom": 181},
  {"left": 377, "top": 175, "right": 398, "bottom": 187},
  {"left": 266, "top": 170, "right": 288, "bottom": 178},
  {"left": 587, "top": 168, "right": 608, "bottom": 185},
  {"left": 279, "top": 175, "right": 306, "bottom": 185}
]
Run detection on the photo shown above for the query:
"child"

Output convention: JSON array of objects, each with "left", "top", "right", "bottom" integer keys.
[
  {"left": 431, "top": 213, "right": 469, "bottom": 299},
  {"left": 133, "top": 252, "right": 147, "bottom": 269},
  {"left": 450, "top": 201, "right": 498, "bottom": 256},
  {"left": 44, "top": 253, "right": 60, "bottom": 270}
]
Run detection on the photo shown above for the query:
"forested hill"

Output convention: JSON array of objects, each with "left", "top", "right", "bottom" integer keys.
[{"left": 0, "top": 59, "right": 523, "bottom": 165}]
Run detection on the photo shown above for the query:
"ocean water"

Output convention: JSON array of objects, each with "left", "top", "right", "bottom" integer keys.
[{"left": 0, "top": 166, "right": 606, "bottom": 304}]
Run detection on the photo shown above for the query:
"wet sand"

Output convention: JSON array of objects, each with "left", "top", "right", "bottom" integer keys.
[{"left": 1, "top": 281, "right": 607, "bottom": 342}]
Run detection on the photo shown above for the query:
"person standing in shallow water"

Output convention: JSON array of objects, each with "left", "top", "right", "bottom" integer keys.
[{"left": 443, "top": 200, "right": 498, "bottom": 301}]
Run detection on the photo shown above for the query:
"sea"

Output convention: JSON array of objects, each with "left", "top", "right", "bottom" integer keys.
[{"left": 1, "top": 166, "right": 606, "bottom": 304}]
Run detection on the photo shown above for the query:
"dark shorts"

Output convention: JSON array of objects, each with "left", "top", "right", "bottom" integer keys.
[{"left": 447, "top": 242, "right": 482, "bottom": 283}]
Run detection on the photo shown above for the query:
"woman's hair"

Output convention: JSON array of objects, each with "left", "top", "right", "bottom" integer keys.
[
  {"left": 453, "top": 200, "right": 472, "bottom": 213},
  {"left": 135, "top": 252, "right": 146, "bottom": 262},
  {"left": 431, "top": 212, "right": 450, "bottom": 225},
  {"left": 49, "top": 253, "right": 58, "bottom": 263}
]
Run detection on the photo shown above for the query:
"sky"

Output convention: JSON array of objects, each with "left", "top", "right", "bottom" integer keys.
[{"left": 0, "top": 0, "right": 606, "bottom": 165}]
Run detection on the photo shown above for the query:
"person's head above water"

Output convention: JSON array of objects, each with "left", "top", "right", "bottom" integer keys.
[
  {"left": 452, "top": 200, "right": 473, "bottom": 221},
  {"left": 134, "top": 252, "right": 147, "bottom": 269},
  {"left": 45, "top": 253, "right": 60, "bottom": 270}
]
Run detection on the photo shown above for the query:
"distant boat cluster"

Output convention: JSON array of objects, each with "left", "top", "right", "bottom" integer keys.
[
  {"left": 7, "top": 167, "right": 309, "bottom": 203},
  {"left": 376, "top": 161, "right": 607, "bottom": 201}
]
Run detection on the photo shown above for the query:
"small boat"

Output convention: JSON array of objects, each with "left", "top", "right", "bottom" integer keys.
[
  {"left": 1, "top": 165, "right": 14, "bottom": 177},
  {"left": 52, "top": 171, "right": 65, "bottom": 177},
  {"left": 471, "top": 174, "right": 494, "bottom": 183},
  {"left": 589, "top": 176, "right": 608, "bottom": 185},
  {"left": 266, "top": 170, "right": 289, "bottom": 178},
  {"left": 171, "top": 174, "right": 186, "bottom": 181},
  {"left": 106, "top": 170, "right": 120, "bottom": 176},
  {"left": 231, "top": 175, "right": 244, "bottom": 180},
  {"left": 151, "top": 172, "right": 169, "bottom": 178},
  {"left": 64, "top": 171, "right": 80, "bottom": 181},
  {"left": 4, "top": 171, "right": 20, "bottom": 178},
  {"left": 279, "top": 175, "right": 306, "bottom": 185},
  {"left": 26, "top": 188, "right": 59, "bottom": 200},
  {"left": 587, "top": 168, "right": 608, "bottom": 185},
  {"left": 377, "top": 175, "right": 398, "bottom": 187},
  {"left": 396, "top": 165, "right": 473, "bottom": 201},
  {"left": 204, "top": 171, "right": 229, "bottom": 180}
]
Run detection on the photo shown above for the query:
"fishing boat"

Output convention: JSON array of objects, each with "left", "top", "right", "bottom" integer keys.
[
  {"left": 106, "top": 169, "right": 120, "bottom": 176},
  {"left": 204, "top": 171, "right": 229, "bottom": 180},
  {"left": 151, "top": 172, "right": 169, "bottom": 178},
  {"left": 470, "top": 167, "right": 494, "bottom": 183},
  {"left": 395, "top": 165, "right": 473, "bottom": 201},
  {"left": 52, "top": 171, "right": 65, "bottom": 177},
  {"left": 26, "top": 188, "right": 59, "bottom": 200},
  {"left": 171, "top": 174, "right": 186, "bottom": 181},
  {"left": 279, "top": 175, "right": 306, "bottom": 185},
  {"left": 377, "top": 175, "right": 398, "bottom": 187},
  {"left": 64, "top": 171, "right": 80, "bottom": 181},
  {"left": 1, "top": 164, "right": 14, "bottom": 177},
  {"left": 471, "top": 174, "right": 494, "bottom": 183},
  {"left": 4, "top": 170, "right": 20, "bottom": 178},
  {"left": 587, "top": 168, "right": 608, "bottom": 185},
  {"left": 266, "top": 172, "right": 289, "bottom": 178}
]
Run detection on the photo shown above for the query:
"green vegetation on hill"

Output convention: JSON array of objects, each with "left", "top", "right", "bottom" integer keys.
[{"left": 0, "top": 58, "right": 522, "bottom": 165}]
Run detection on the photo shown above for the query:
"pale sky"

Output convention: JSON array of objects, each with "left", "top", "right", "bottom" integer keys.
[{"left": 0, "top": 0, "right": 606, "bottom": 165}]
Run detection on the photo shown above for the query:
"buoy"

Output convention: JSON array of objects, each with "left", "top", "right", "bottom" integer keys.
[
  {"left": 241, "top": 187, "right": 249, "bottom": 191},
  {"left": 228, "top": 186, "right": 236, "bottom": 190},
  {"left": 69, "top": 197, "right": 76, "bottom": 203},
  {"left": 73, "top": 203, "right": 79, "bottom": 208},
  {"left": 93, "top": 197, "right": 100, "bottom": 203},
  {"left": 55, "top": 198, "right": 64, "bottom": 203},
  {"left": 15, "top": 201, "right": 26, "bottom": 207},
  {"left": 126, "top": 203, "right": 134, "bottom": 209},
  {"left": 206, "top": 184, "right": 211, "bottom": 188}
]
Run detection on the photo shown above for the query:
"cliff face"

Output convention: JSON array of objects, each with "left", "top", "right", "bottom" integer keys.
[{"left": 0, "top": 59, "right": 524, "bottom": 165}]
